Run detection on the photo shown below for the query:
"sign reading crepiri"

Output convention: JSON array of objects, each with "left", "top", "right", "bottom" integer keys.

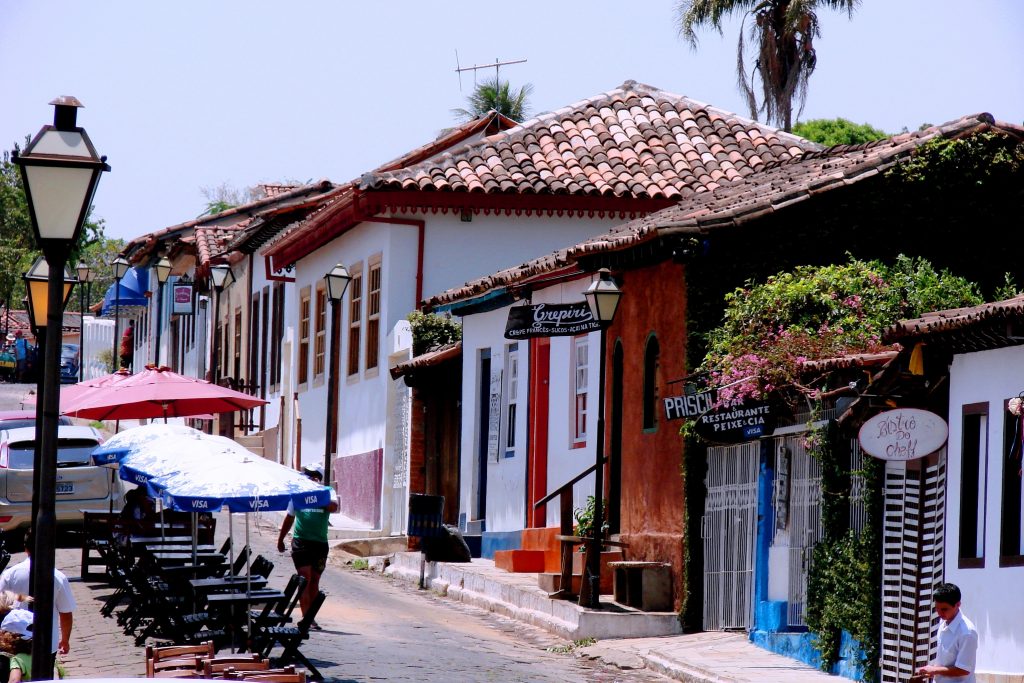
[
  {"left": 858, "top": 408, "right": 948, "bottom": 461},
  {"left": 693, "top": 400, "right": 775, "bottom": 444},
  {"left": 504, "top": 302, "right": 602, "bottom": 340}
]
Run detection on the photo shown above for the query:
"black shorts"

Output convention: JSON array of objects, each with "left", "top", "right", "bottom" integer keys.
[{"left": 291, "top": 537, "right": 329, "bottom": 573}]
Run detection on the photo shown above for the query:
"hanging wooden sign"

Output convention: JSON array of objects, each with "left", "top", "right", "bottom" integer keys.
[
  {"left": 858, "top": 408, "right": 948, "bottom": 461},
  {"left": 663, "top": 391, "right": 716, "bottom": 421},
  {"left": 504, "top": 302, "right": 602, "bottom": 340},
  {"left": 694, "top": 401, "right": 775, "bottom": 444}
]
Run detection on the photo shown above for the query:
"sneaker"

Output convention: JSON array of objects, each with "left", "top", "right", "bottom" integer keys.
[{"left": 308, "top": 621, "right": 323, "bottom": 631}]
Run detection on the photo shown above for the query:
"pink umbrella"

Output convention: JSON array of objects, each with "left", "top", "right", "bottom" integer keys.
[
  {"left": 22, "top": 368, "right": 132, "bottom": 408},
  {"left": 61, "top": 366, "right": 267, "bottom": 421}
]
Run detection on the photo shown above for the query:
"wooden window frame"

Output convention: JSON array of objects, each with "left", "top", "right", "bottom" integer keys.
[
  {"left": 365, "top": 255, "right": 382, "bottom": 377},
  {"left": 504, "top": 343, "right": 519, "bottom": 457},
  {"left": 959, "top": 402, "right": 989, "bottom": 569},
  {"left": 233, "top": 307, "right": 242, "bottom": 381},
  {"left": 572, "top": 335, "right": 588, "bottom": 448},
  {"left": 312, "top": 283, "right": 327, "bottom": 385},
  {"left": 297, "top": 286, "right": 311, "bottom": 389},
  {"left": 249, "top": 293, "right": 260, "bottom": 393},
  {"left": 269, "top": 283, "right": 283, "bottom": 391},
  {"left": 642, "top": 334, "right": 661, "bottom": 433},
  {"left": 347, "top": 262, "right": 363, "bottom": 380},
  {"left": 1000, "top": 399, "right": 1024, "bottom": 566}
]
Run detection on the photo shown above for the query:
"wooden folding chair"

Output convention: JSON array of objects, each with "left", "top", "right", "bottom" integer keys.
[
  {"left": 226, "top": 670, "right": 305, "bottom": 683},
  {"left": 145, "top": 641, "right": 215, "bottom": 677},
  {"left": 256, "top": 591, "right": 326, "bottom": 680},
  {"left": 203, "top": 659, "right": 270, "bottom": 677}
]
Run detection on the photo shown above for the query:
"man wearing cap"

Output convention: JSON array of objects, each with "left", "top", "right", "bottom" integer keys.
[
  {"left": 0, "top": 527, "right": 76, "bottom": 674},
  {"left": 277, "top": 464, "right": 337, "bottom": 628}
]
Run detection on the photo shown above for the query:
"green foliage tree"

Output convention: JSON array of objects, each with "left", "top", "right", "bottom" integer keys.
[
  {"left": 677, "top": 0, "right": 860, "bottom": 131},
  {"left": 452, "top": 78, "right": 534, "bottom": 123},
  {"left": 791, "top": 118, "right": 888, "bottom": 146},
  {"left": 407, "top": 311, "right": 462, "bottom": 356},
  {"left": 198, "top": 182, "right": 265, "bottom": 218},
  {"left": 701, "top": 255, "right": 982, "bottom": 403}
]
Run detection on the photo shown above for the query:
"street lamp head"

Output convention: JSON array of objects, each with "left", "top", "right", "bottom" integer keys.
[
  {"left": 583, "top": 268, "right": 622, "bottom": 325},
  {"left": 210, "top": 264, "right": 233, "bottom": 290},
  {"left": 324, "top": 263, "right": 352, "bottom": 302},
  {"left": 23, "top": 257, "right": 75, "bottom": 332},
  {"left": 155, "top": 256, "right": 172, "bottom": 284},
  {"left": 13, "top": 97, "right": 109, "bottom": 249},
  {"left": 76, "top": 260, "right": 91, "bottom": 283},
  {"left": 111, "top": 255, "right": 130, "bottom": 280}
]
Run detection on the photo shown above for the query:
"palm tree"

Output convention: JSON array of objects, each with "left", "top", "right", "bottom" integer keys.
[
  {"left": 677, "top": 0, "right": 859, "bottom": 131},
  {"left": 452, "top": 78, "right": 534, "bottom": 123}
]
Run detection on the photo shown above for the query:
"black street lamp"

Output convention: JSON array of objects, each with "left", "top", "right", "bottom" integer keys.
[
  {"left": 154, "top": 256, "right": 172, "bottom": 366},
  {"left": 581, "top": 268, "right": 622, "bottom": 610},
  {"left": 111, "top": 255, "right": 129, "bottom": 370},
  {"left": 76, "top": 261, "right": 91, "bottom": 382},
  {"left": 323, "top": 263, "right": 352, "bottom": 486},
  {"left": 14, "top": 96, "right": 108, "bottom": 679},
  {"left": 209, "top": 263, "right": 234, "bottom": 384}
]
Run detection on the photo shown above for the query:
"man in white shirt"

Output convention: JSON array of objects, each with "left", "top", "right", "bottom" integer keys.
[
  {"left": 0, "top": 527, "right": 77, "bottom": 673},
  {"left": 917, "top": 582, "right": 978, "bottom": 682}
]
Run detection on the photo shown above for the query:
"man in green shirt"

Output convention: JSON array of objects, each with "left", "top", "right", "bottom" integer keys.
[{"left": 277, "top": 464, "right": 338, "bottom": 628}]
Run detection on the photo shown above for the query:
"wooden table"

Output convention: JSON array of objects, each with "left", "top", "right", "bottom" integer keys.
[
  {"left": 157, "top": 562, "right": 230, "bottom": 578},
  {"left": 150, "top": 551, "right": 225, "bottom": 564},
  {"left": 206, "top": 589, "right": 286, "bottom": 650}
]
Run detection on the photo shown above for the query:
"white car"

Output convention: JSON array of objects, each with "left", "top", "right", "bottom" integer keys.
[{"left": 0, "top": 425, "right": 121, "bottom": 533}]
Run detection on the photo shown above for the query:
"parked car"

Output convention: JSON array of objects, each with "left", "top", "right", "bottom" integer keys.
[
  {"left": 60, "top": 343, "right": 80, "bottom": 383},
  {"left": 0, "top": 425, "right": 119, "bottom": 533},
  {"left": 0, "top": 410, "right": 73, "bottom": 431}
]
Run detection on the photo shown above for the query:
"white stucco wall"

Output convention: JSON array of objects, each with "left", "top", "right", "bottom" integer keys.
[
  {"left": 948, "top": 345, "right": 1024, "bottom": 676},
  {"left": 457, "top": 278, "right": 601, "bottom": 534}
]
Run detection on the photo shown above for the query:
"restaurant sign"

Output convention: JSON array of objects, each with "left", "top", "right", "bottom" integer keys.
[
  {"left": 171, "top": 281, "right": 194, "bottom": 315},
  {"left": 663, "top": 391, "right": 716, "bottom": 422},
  {"left": 504, "top": 302, "right": 602, "bottom": 340},
  {"left": 858, "top": 408, "right": 948, "bottom": 461},
  {"left": 694, "top": 401, "right": 775, "bottom": 444}
]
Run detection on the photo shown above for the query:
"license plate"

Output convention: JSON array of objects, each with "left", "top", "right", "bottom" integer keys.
[{"left": 56, "top": 482, "right": 74, "bottom": 495}]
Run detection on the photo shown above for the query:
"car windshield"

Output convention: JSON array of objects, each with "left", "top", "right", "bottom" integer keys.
[
  {"left": 61, "top": 345, "right": 78, "bottom": 356},
  {"left": 0, "top": 420, "right": 34, "bottom": 430},
  {"left": 8, "top": 438, "right": 98, "bottom": 469}
]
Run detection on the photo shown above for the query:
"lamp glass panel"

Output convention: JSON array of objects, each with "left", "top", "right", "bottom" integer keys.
[
  {"left": 27, "top": 280, "right": 49, "bottom": 327},
  {"left": 113, "top": 258, "right": 130, "bottom": 279},
  {"left": 156, "top": 259, "right": 171, "bottom": 283},
  {"left": 325, "top": 269, "right": 351, "bottom": 301},
  {"left": 210, "top": 266, "right": 228, "bottom": 288},
  {"left": 76, "top": 263, "right": 90, "bottom": 281},
  {"left": 23, "top": 165, "right": 94, "bottom": 240},
  {"left": 29, "top": 129, "right": 91, "bottom": 158},
  {"left": 594, "top": 291, "right": 621, "bottom": 322}
]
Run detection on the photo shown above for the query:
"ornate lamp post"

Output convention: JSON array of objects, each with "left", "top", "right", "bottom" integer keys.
[
  {"left": 154, "top": 256, "right": 172, "bottom": 366},
  {"left": 323, "top": 264, "right": 352, "bottom": 486},
  {"left": 14, "top": 96, "right": 108, "bottom": 678},
  {"left": 76, "top": 261, "right": 91, "bottom": 381},
  {"left": 110, "top": 255, "right": 129, "bottom": 370},
  {"left": 209, "top": 264, "right": 234, "bottom": 384},
  {"left": 581, "top": 268, "right": 622, "bottom": 609}
]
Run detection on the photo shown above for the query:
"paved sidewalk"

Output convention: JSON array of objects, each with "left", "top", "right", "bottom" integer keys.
[{"left": 579, "top": 631, "right": 838, "bottom": 683}]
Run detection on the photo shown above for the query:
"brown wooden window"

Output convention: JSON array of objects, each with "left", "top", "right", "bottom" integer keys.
[
  {"left": 366, "top": 257, "right": 382, "bottom": 372},
  {"left": 260, "top": 287, "right": 269, "bottom": 399},
  {"left": 573, "top": 336, "right": 588, "bottom": 445},
  {"left": 642, "top": 335, "right": 660, "bottom": 431},
  {"left": 249, "top": 294, "right": 260, "bottom": 392},
  {"left": 960, "top": 403, "right": 988, "bottom": 568},
  {"left": 298, "top": 287, "right": 311, "bottom": 387},
  {"left": 233, "top": 307, "right": 242, "bottom": 380},
  {"left": 347, "top": 264, "right": 363, "bottom": 377},
  {"left": 1001, "top": 401, "right": 1024, "bottom": 565},
  {"left": 313, "top": 284, "right": 327, "bottom": 380},
  {"left": 270, "top": 283, "right": 283, "bottom": 389}
]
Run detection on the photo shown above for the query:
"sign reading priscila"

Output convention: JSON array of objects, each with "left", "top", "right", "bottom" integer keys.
[
  {"left": 858, "top": 408, "right": 948, "bottom": 461},
  {"left": 663, "top": 391, "right": 715, "bottom": 421},
  {"left": 504, "top": 302, "right": 602, "bottom": 340},
  {"left": 694, "top": 401, "right": 775, "bottom": 444}
]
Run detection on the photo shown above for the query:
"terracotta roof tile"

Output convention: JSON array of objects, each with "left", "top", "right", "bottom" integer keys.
[
  {"left": 426, "top": 113, "right": 1023, "bottom": 309},
  {"left": 360, "top": 81, "right": 817, "bottom": 200},
  {"left": 886, "top": 296, "right": 1024, "bottom": 341}
]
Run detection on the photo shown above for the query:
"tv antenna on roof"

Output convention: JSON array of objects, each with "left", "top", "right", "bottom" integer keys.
[{"left": 455, "top": 51, "right": 528, "bottom": 91}]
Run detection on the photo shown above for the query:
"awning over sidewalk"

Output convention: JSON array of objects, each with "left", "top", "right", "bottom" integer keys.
[
  {"left": 390, "top": 342, "right": 461, "bottom": 382},
  {"left": 100, "top": 266, "right": 149, "bottom": 315}
]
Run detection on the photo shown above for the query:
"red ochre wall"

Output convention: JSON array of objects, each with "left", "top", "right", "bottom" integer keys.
[
  {"left": 607, "top": 260, "right": 687, "bottom": 612},
  {"left": 334, "top": 448, "right": 383, "bottom": 527}
]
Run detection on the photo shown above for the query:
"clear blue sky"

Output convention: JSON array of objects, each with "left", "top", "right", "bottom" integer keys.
[{"left": 3, "top": 1, "right": 1022, "bottom": 242}]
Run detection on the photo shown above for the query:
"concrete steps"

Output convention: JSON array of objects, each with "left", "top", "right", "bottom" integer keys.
[
  {"left": 386, "top": 551, "right": 681, "bottom": 640},
  {"left": 493, "top": 526, "right": 563, "bottom": 573},
  {"left": 235, "top": 433, "right": 265, "bottom": 458}
]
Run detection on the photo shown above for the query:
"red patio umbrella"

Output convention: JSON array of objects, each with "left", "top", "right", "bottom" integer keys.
[
  {"left": 21, "top": 368, "right": 132, "bottom": 408},
  {"left": 61, "top": 366, "right": 267, "bottom": 421}
]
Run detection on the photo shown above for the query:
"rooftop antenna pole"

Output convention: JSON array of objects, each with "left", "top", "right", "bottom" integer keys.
[{"left": 454, "top": 56, "right": 528, "bottom": 87}]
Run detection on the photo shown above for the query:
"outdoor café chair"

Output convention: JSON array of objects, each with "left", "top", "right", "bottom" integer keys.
[
  {"left": 249, "top": 574, "right": 305, "bottom": 629},
  {"left": 255, "top": 590, "right": 326, "bottom": 681},
  {"left": 145, "top": 641, "right": 214, "bottom": 677},
  {"left": 249, "top": 554, "right": 274, "bottom": 579},
  {"left": 203, "top": 659, "right": 271, "bottom": 677},
  {"left": 224, "top": 546, "right": 251, "bottom": 577},
  {"left": 223, "top": 669, "right": 304, "bottom": 683}
]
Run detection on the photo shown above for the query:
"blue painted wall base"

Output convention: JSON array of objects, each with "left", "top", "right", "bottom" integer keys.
[
  {"left": 480, "top": 530, "right": 522, "bottom": 559},
  {"left": 749, "top": 605, "right": 866, "bottom": 682}
]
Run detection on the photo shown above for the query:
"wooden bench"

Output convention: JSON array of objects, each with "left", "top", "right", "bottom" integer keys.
[{"left": 607, "top": 561, "right": 672, "bottom": 612}]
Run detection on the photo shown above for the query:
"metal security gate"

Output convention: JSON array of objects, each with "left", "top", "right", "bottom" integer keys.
[
  {"left": 703, "top": 442, "right": 759, "bottom": 630},
  {"left": 783, "top": 436, "right": 823, "bottom": 627}
]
